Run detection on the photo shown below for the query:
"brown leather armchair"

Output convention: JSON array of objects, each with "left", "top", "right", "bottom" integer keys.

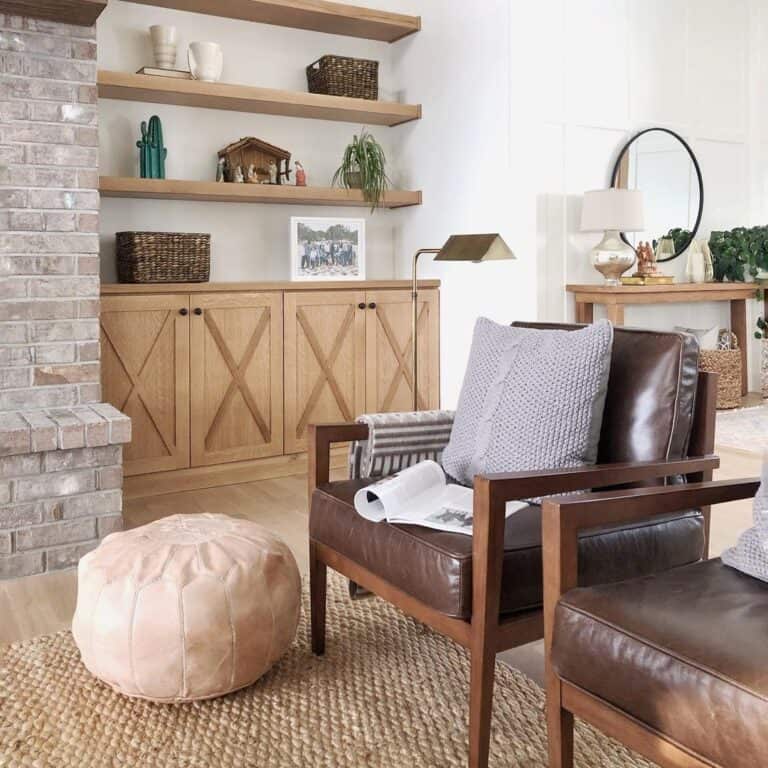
[
  {"left": 542, "top": 477, "right": 762, "bottom": 768},
  {"left": 308, "top": 324, "right": 721, "bottom": 768}
]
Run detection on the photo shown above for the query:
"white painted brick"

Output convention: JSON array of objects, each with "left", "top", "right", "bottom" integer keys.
[
  {"left": 45, "top": 408, "right": 86, "bottom": 450},
  {"left": 0, "top": 411, "right": 29, "bottom": 456},
  {"left": 0, "top": 453, "right": 41, "bottom": 477},
  {"left": 20, "top": 410, "right": 57, "bottom": 453},
  {"left": 0, "top": 367, "right": 31, "bottom": 389},
  {"left": 34, "top": 362, "right": 99, "bottom": 386},
  {"left": 62, "top": 489, "right": 121, "bottom": 519},
  {"left": 75, "top": 407, "right": 108, "bottom": 446},
  {"left": 14, "top": 468, "right": 94, "bottom": 501},
  {"left": 0, "top": 502, "right": 42, "bottom": 529},
  {"left": 90, "top": 403, "right": 131, "bottom": 444},
  {"left": 35, "top": 344, "right": 76, "bottom": 364},
  {"left": 15, "top": 517, "right": 95, "bottom": 550},
  {"left": 0, "top": 550, "right": 43, "bottom": 578},
  {"left": 44, "top": 445, "right": 119, "bottom": 472},
  {"left": 97, "top": 514, "right": 123, "bottom": 538},
  {"left": 46, "top": 539, "right": 98, "bottom": 571},
  {"left": 30, "top": 319, "right": 98, "bottom": 342},
  {"left": 96, "top": 465, "right": 122, "bottom": 490},
  {"left": 0, "top": 387, "right": 77, "bottom": 411}
]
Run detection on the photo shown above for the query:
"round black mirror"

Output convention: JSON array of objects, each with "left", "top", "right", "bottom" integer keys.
[{"left": 611, "top": 128, "right": 704, "bottom": 262}]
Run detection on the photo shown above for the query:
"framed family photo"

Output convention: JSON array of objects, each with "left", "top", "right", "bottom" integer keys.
[{"left": 290, "top": 217, "right": 366, "bottom": 281}]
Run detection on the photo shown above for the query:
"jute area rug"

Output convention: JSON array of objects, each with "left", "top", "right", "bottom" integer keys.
[
  {"left": 716, "top": 404, "right": 768, "bottom": 455},
  {"left": 0, "top": 574, "right": 654, "bottom": 767}
]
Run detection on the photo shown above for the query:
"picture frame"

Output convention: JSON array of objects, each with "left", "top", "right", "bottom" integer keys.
[{"left": 290, "top": 216, "right": 366, "bottom": 281}]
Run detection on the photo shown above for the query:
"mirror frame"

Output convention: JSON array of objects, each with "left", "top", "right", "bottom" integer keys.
[{"left": 610, "top": 127, "right": 704, "bottom": 262}]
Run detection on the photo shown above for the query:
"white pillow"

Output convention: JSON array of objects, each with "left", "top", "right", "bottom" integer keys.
[{"left": 674, "top": 325, "right": 719, "bottom": 350}]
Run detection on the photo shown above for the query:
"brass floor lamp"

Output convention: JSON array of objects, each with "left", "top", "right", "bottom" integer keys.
[{"left": 411, "top": 234, "right": 515, "bottom": 410}]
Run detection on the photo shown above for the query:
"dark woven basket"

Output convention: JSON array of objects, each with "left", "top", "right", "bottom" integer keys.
[
  {"left": 116, "top": 231, "right": 210, "bottom": 283},
  {"left": 306, "top": 55, "right": 378, "bottom": 100}
]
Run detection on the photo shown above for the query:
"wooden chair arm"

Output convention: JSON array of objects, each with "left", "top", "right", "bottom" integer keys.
[
  {"left": 475, "top": 455, "right": 720, "bottom": 504},
  {"left": 308, "top": 422, "right": 370, "bottom": 496}
]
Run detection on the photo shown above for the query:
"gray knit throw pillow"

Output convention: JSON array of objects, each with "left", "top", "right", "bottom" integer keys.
[{"left": 442, "top": 318, "right": 613, "bottom": 487}]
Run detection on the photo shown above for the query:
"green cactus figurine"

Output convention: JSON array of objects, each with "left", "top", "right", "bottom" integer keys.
[{"left": 137, "top": 115, "right": 167, "bottom": 179}]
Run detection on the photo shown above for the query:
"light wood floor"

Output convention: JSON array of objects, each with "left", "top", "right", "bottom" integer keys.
[{"left": 0, "top": 446, "right": 761, "bottom": 686}]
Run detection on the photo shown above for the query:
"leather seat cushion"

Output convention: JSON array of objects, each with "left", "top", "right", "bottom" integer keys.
[
  {"left": 552, "top": 559, "right": 768, "bottom": 768},
  {"left": 310, "top": 479, "right": 705, "bottom": 619}
]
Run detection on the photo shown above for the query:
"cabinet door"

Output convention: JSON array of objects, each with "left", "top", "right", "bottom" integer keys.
[
  {"left": 365, "top": 289, "right": 440, "bottom": 413},
  {"left": 284, "top": 290, "right": 366, "bottom": 454},
  {"left": 190, "top": 293, "right": 283, "bottom": 466},
  {"left": 100, "top": 294, "right": 190, "bottom": 476}
]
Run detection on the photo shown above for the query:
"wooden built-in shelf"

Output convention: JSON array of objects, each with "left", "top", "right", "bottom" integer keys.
[
  {"left": 122, "top": 0, "right": 420, "bottom": 42},
  {"left": 97, "top": 70, "right": 421, "bottom": 126},
  {"left": 101, "top": 279, "right": 440, "bottom": 294},
  {"left": 99, "top": 176, "right": 422, "bottom": 208},
  {"left": 0, "top": 0, "right": 106, "bottom": 25}
]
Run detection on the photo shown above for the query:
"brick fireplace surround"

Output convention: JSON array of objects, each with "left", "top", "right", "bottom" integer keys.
[{"left": 0, "top": 13, "right": 129, "bottom": 579}]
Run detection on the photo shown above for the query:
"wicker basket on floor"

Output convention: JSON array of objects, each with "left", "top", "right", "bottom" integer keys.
[
  {"left": 306, "top": 55, "right": 378, "bottom": 100},
  {"left": 699, "top": 342, "right": 742, "bottom": 410},
  {"left": 116, "top": 231, "right": 210, "bottom": 283}
]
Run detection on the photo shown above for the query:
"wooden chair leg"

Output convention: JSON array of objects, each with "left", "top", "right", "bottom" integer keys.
[
  {"left": 546, "top": 675, "right": 574, "bottom": 768},
  {"left": 309, "top": 541, "right": 327, "bottom": 656},
  {"left": 468, "top": 638, "right": 496, "bottom": 768}
]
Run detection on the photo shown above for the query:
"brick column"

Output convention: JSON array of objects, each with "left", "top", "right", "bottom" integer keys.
[{"left": 0, "top": 13, "right": 130, "bottom": 578}]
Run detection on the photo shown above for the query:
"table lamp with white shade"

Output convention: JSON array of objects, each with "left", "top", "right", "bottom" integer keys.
[{"left": 580, "top": 189, "right": 644, "bottom": 285}]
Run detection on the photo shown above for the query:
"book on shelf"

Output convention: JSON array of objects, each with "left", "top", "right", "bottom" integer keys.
[{"left": 136, "top": 67, "right": 192, "bottom": 79}]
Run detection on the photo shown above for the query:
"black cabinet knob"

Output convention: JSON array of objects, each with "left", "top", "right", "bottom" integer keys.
[
  {"left": 358, "top": 302, "right": 366, "bottom": 310},
  {"left": 368, "top": 302, "right": 377, "bottom": 310},
  {"left": 193, "top": 307, "right": 203, "bottom": 315},
  {"left": 179, "top": 308, "right": 188, "bottom": 316}
]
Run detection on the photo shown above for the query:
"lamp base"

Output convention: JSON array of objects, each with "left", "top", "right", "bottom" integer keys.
[{"left": 589, "top": 230, "right": 636, "bottom": 286}]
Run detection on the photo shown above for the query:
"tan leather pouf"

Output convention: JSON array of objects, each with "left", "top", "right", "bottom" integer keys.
[{"left": 72, "top": 513, "right": 301, "bottom": 703}]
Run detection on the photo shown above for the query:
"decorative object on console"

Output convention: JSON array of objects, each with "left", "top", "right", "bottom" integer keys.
[
  {"left": 306, "top": 54, "right": 378, "bottom": 100},
  {"left": 216, "top": 156, "right": 226, "bottom": 182},
  {"left": 295, "top": 160, "right": 307, "bottom": 186},
  {"left": 611, "top": 127, "right": 704, "bottom": 263},
  {"left": 685, "top": 238, "right": 714, "bottom": 283},
  {"left": 291, "top": 217, "right": 365, "bottom": 281},
  {"left": 136, "top": 66, "right": 191, "bottom": 79},
  {"left": 73, "top": 514, "right": 300, "bottom": 703},
  {"left": 116, "top": 231, "right": 211, "bottom": 283},
  {"left": 699, "top": 329, "right": 741, "bottom": 409},
  {"left": 188, "top": 41, "right": 223, "bottom": 83},
  {"left": 581, "top": 188, "right": 644, "bottom": 285},
  {"left": 755, "top": 316, "right": 768, "bottom": 399},
  {"left": 411, "top": 233, "right": 515, "bottom": 410},
  {"left": 332, "top": 128, "right": 389, "bottom": 211},
  {"left": 218, "top": 137, "right": 291, "bottom": 184},
  {"left": 149, "top": 24, "right": 177, "bottom": 69},
  {"left": 137, "top": 115, "right": 167, "bottom": 179},
  {"left": 620, "top": 239, "right": 674, "bottom": 285}
]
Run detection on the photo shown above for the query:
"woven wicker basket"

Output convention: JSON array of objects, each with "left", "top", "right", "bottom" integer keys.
[
  {"left": 116, "top": 231, "right": 210, "bottom": 283},
  {"left": 699, "top": 347, "right": 742, "bottom": 409},
  {"left": 306, "top": 55, "right": 378, "bottom": 100}
]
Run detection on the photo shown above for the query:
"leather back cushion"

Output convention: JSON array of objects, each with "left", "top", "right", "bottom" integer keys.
[{"left": 513, "top": 323, "right": 699, "bottom": 462}]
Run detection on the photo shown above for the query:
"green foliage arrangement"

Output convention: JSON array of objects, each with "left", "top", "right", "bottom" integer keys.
[
  {"left": 332, "top": 128, "right": 390, "bottom": 212},
  {"left": 709, "top": 226, "right": 768, "bottom": 282},
  {"left": 755, "top": 316, "right": 767, "bottom": 340}
]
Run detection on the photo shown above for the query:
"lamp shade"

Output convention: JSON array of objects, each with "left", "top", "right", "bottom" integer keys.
[
  {"left": 433, "top": 234, "right": 515, "bottom": 263},
  {"left": 580, "top": 189, "right": 644, "bottom": 232}
]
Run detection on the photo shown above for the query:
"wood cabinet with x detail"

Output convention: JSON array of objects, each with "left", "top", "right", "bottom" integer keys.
[{"left": 101, "top": 281, "right": 440, "bottom": 488}]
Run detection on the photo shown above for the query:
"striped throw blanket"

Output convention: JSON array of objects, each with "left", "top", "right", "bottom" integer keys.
[{"left": 349, "top": 410, "right": 456, "bottom": 480}]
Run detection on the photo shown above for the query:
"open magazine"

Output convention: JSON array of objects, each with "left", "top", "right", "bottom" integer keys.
[{"left": 353, "top": 460, "right": 528, "bottom": 536}]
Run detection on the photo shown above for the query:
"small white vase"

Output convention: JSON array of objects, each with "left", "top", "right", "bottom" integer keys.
[
  {"left": 150, "top": 25, "right": 177, "bottom": 69},
  {"left": 761, "top": 339, "right": 768, "bottom": 399},
  {"left": 188, "top": 41, "right": 223, "bottom": 83}
]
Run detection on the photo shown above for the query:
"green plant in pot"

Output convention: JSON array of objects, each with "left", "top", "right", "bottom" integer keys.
[
  {"left": 709, "top": 226, "right": 768, "bottom": 282},
  {"left": 332, "top": 128, "right": 390, "bottom": 211}
]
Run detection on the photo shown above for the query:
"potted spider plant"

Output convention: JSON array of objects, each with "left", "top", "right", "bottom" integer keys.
[{"left": 332, "top": 128, "right": 390, "bottom": 211}]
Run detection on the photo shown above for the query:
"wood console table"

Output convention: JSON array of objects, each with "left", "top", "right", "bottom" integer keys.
[{"left": 566, "top": 283, "right": 760, "bottom": 395}]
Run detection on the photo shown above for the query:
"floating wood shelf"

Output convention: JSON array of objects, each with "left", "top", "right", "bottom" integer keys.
[
  {"left": 0, "top": 0, "right": 106, "bottom": 25},
  {"left": 97, "top": 71, "right": 421, "bottom": 126},
  {"left": 122, "top": 0, "right": 420, "bottom": 42},
  {"left": 99, "top": 177, "right": 422, "bottom": 208}
]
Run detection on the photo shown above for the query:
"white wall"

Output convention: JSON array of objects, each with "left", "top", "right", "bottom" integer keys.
[
  {"left": 97, "top": 0, "right": 405, "bottom": 283},
  {"left": 525, "top": 0, "right": 768, "bottom": 388},
  {"left": 98, "top": 0, "right": 768, "bottom": 403}
]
